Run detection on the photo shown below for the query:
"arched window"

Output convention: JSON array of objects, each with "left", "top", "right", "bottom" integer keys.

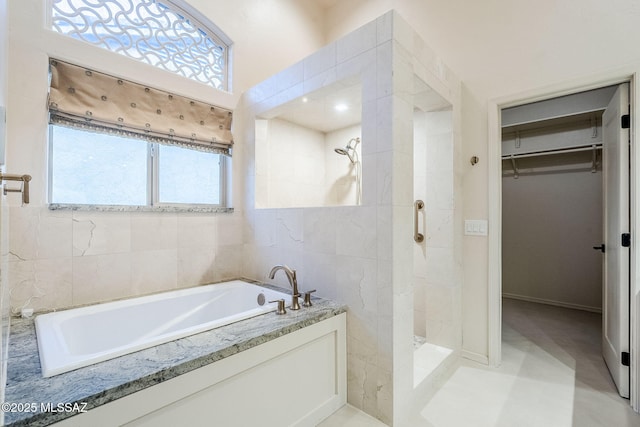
[{"left": 50, "top": 0, "right": 231, "bottom": 91}]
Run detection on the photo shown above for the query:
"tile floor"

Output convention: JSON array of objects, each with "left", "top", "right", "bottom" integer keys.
[
  {"left": 318, "top": 404, "right": 389, "bottom": 427},
  {"left": 320, "top": 298, "right": 640, "bottom": 426}
]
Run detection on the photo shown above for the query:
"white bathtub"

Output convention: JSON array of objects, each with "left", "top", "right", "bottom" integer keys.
[{"left": 35, "top": 280, "right": 290, "bottom": 378}]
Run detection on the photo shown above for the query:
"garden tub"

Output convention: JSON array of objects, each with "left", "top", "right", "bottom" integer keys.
[{"left": 35, "top": 280, "right": 289, "bottom": 377}]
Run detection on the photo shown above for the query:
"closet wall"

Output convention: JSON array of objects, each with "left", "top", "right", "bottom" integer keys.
[{"left": 502, "top": 151, "right": 603, "bottom": 311}]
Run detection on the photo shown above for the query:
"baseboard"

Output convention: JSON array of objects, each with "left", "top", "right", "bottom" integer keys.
[
  {"left": 461, "top": 350, "right": 489, "bottom": 365},
  {"left": 502, "top": 293, "right": 602, "bottom": 313}
]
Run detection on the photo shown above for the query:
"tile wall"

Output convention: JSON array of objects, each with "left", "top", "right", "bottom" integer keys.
[
  {"left": 255, "top": 118, "right": 327, "bottom": 208},
  {"left": 8, "top": 209, "right": 244, "bottom": 312}
]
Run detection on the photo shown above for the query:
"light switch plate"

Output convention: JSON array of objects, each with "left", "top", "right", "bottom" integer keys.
[{"left": 464, "top": 219, "right": 488, "bottom": 236}]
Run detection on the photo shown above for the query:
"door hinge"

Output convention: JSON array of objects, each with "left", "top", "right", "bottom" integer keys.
[
  {"left": 622, "top": 352, "right": 630, "bottom": 367},
  {"left": 621, "top": 114, "right": 631, "bottom": 129},
  {"left": 622, "top": 233, "right": 631, "bottom": 247}
]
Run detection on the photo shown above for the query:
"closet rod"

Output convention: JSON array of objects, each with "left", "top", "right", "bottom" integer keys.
[{"left": 501, "top": 144, "right": 602, "bottom": 160}]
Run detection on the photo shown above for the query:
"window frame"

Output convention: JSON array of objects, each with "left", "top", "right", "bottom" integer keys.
[{"left": 48, "top": 124, "right": 230, "bottom": 212}]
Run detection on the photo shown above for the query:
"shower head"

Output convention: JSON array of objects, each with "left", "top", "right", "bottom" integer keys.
[
  {"left": 334, "top": 147, "right": 355, "bottom": 163},
  {"left": 334, "top": 137, "right": 360, "bottom": 164}
]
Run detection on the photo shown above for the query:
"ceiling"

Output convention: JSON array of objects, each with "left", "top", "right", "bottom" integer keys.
[{"left": 258, "top": 80, "right": 362, "bottom": 133}]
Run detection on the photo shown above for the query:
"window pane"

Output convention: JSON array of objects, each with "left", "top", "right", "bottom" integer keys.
[
  {"left": 158, "top": 145, "right": 221, "bottom": 205},
  {"left": 51, "top": 126, "right": 148, "bottom": 205}
]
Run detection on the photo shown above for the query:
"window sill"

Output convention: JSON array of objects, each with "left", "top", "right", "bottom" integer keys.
[{"left": 48, "top": 204, "right": 234, "bottom": 214}]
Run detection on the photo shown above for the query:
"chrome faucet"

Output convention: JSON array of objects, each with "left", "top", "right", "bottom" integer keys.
[{"left": 268, "top": 265, "right": 301, "bottom": 310}]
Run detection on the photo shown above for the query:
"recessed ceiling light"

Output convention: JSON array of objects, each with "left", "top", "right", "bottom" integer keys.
[
  {"left": 334, "top": 103, "right": 348, "bottom": 112},
  {"left": 302, "top": 97, "right": 308, "bottom": 103}
]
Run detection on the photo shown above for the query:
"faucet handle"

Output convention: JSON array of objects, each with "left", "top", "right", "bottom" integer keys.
[
  {"left": 301, "top": 289, "right": 317, "bottom": 307},
  {"left": 269, "top": 299, "right": 287, "bottom": 315},
  {"left": 290, "top": 293, "right": 301, "bottom": 311}
]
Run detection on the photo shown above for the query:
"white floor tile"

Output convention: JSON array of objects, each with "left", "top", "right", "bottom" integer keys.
[
  {"left": 418, "top": 299, "right": 640, "bottom": 427},
  {"left": 318, "top": 404, "right": 388, "bottom": 427},
  {"left": 320, "top": 299, "right": 640, "bottom": 426}
]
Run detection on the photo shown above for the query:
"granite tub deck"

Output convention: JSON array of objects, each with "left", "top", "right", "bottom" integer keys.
[{"left": 4, "top": 282, "right": 347, "bottom": 427}]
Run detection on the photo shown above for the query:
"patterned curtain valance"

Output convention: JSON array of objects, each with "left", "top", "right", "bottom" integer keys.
[{"left": 48, "top": 59, "right": 234, "bottom": 154}]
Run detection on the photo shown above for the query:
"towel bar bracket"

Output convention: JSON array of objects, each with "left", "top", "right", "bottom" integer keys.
[{"left": 0, "top": 173, "right": 32, "bottom": 205}]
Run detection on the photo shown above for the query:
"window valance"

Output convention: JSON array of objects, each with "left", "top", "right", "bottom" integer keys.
[{"left": 48, "top": 59, "right": 234, "bottom": 154}]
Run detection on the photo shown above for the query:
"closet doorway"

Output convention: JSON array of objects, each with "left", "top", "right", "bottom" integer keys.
[{"left": 500, "top": 83, "right": 631, "bottom": 398}]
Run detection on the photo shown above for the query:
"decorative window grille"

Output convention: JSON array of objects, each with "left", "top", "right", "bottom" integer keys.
[{"left": 51, "top": 0, "right": 230, "bottom": 91}]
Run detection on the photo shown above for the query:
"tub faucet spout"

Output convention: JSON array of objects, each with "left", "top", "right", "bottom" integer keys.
[{"left": 268, "top": 265, "right": 301, "bottom": 310}]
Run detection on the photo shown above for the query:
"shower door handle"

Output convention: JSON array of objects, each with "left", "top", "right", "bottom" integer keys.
[{"left": 414, "top": 200, "right": 424, "bottom": 243}]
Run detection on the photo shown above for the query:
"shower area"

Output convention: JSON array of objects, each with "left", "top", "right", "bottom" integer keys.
[
  {"left": 254, "top": 81, "right": 363, "bottom": 209},
  {"left": 411, "top": 76, "right": 460, "bottom": 389}
]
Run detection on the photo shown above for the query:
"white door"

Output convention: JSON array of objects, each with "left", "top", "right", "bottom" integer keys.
[{"left": 602, "top": 82, "right": 630, "bottom": 398}]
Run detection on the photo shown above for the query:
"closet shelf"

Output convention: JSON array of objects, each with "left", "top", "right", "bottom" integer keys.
[
  {"left": 503, "top": 144, "right": 601, "bottom": 179},
  {"left": 501, "top": 143, "right": 601, "bottom": 160}
]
